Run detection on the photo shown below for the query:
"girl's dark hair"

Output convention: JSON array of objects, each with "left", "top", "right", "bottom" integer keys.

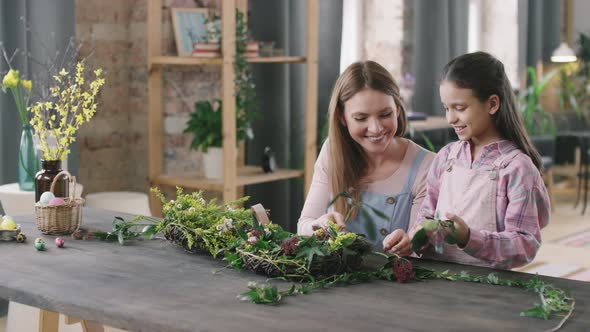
[{"left": 441, "top": 51, "right": 542, "bottom": 170}]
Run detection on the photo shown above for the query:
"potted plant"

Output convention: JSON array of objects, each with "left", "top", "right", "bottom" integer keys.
[
  {"left": 519, "top": 66, "right": 559, "bottom": 136},
  {"left": 184, "top": 98, "right": 255, "bottom": 179},
  {"left": 184, "top": 9, "right": 257, "bottom": 179}
]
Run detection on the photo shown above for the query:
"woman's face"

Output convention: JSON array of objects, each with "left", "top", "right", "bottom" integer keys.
[
  {"left": 439, "top": 80, "right": 499, "bottom": 145},
  {"left": 341, "top": 88, "right": 398, "bottom": 155}
]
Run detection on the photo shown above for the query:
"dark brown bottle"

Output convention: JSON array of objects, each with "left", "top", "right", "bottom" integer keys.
[{"left": 35, "top": 160, "right": 69, "bottom": 202}]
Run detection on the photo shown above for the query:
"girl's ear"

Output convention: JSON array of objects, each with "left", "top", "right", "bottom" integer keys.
[{"left": 488, "top": 95, "right": 500, "bottom": 115}]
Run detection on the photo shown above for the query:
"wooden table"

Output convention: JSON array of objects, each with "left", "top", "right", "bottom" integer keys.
[{"left": 1, "top": 208, "right": 589, "bottom": 332}]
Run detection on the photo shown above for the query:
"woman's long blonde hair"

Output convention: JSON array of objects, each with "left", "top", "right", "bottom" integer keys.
[{"left": 327, "top": 61, "right": 407, "bottom": 219}]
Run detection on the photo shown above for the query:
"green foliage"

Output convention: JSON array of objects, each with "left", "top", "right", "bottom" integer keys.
[
  {"left": 184, "top": 98, "right": 256, "bottom": 152},
  {"left": 151, "top": 187, "right": 252, "bottom": 257},
  {"left": 410, "top": 217, "right": 457, "bottom": 253},
  {"left": 518, "top": 66, "right": 558, "bottom": 136},
  {"left": 184, "top": 9, "right": 257, "bottom": 153},
  {"left": 92, "top": 215, "right": 160, "bottom": 245},
  {"left": 558, "top": 33, "right": 590, "bottom": 118}
]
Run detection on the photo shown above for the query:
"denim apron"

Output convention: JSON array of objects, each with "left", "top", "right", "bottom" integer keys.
[{"left": 343, "top": 148, "right": 428, "bottom": 251}]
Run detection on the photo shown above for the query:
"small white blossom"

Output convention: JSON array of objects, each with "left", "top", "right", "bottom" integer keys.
[
  {"left": 247, "top": 236, "right": 258, "bottom": 245},
  {"left": 200, "top": 198, "right": 206, "bottom": 205},
  {"left": 176, "top": 204, "right": 182, "bottom": 209},
  {"left": 189, "top": 207, "right": 196, "bottom": 212},
  {"left": 264, "top": 228, "right": 271, "bottom": 236}
]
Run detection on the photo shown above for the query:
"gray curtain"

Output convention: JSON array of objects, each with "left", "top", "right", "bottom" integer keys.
[
  {"left": 519, "top": 0, "right": 562, "bottom": 80},
  {"left": 0, "top": 0, "right": 76, "bottom": 185},
  {"left": 412, "top": 0, "right": 468, "bottom": 116},
  {"left": 246, "top": 0, "right": 342, "bottom": 232}
]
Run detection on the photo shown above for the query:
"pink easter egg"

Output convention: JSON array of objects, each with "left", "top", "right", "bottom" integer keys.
[
  {"left": 49, "top": 197, "right": 66, "bottom": 206},
  {"left": 55, "top": 237, "right": 65, "bottom": 248}
]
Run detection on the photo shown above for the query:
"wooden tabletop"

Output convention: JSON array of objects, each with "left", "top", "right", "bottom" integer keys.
[{"left": 1, "top": 208, "right": 589, "bottom": 332}]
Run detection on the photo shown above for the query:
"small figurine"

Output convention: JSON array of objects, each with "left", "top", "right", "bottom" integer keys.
[{"left": 262, "top": 146, "right": 277, "bottom": 173}]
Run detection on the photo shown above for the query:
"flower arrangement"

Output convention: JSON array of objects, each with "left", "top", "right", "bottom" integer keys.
[
  {"left": 28, "top": 59, "right": 105, "bottom": 160},
  {"left": 1, "top": 68, "right": 33, "bottom": 126},
  {"left": 151, "top": 187, "right": 252, "bottom": 257},
  {"left": 98, "top": 188, "right": 575, "bottom": 326}
]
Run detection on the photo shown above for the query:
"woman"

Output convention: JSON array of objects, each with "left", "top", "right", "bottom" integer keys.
[{"left": 298, "top": 61, "right": 434, "bottom": 256}]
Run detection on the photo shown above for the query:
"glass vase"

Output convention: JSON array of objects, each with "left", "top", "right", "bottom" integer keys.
[
  {"left": 35, "top": 159, "right": 69, "bottom": 202},
  {"left": 18, "top": 125, "right": 39, "bottom": 191}
]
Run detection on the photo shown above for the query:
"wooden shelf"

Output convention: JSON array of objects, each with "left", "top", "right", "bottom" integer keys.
[
  {"left": 149, "top": 55, "right": 306, "bottom": 67},
  {"left": 148, "top": 0, "right": 318, "bottom": 211},
  {"left": 154, "top": 166, "right": 304, "bottom": 191}
]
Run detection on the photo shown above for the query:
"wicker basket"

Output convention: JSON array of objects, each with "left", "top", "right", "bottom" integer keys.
[
  {"left": 35, "top": 170, "right": 85, "bottom": 235},
  {"left": 239, "top": 236, "right": 373, "bottom": 279}
]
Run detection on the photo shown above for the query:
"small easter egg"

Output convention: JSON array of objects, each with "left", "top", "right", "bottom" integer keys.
[
  {"left": 34, "top": 238, "right": 45, "bottom": 251},
  {"left": 55, "top": 237, "right": 65, "bottom": 248},
  {"left": 0, "top": 218, "right": 17, "bottom": 230},
  {"left": 39, "top": 191, "right": 55, "bottom": 204},
  {"left": 48, "top": 197, "right": 66, "bottom": 206}
]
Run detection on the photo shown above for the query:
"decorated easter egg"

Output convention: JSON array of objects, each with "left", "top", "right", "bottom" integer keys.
[
  {"left": 34, "top": 237, "right": 45, "bottom": 251},
  {"left": 55, "top": 237, "right": 65, "bottom": 248},
  {"left": 39, "top": 191, "right": 55, "bottom": 204},
  {"left": 48, "top": 197, "right": 66, "bottom": 206},
  {"left": 0, "top": 218, "right": 17, "bottom": 230}
]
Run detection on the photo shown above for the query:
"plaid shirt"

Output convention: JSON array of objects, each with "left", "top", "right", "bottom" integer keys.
[{"left": 414, "top": 140, "right": 550, "bottom": 269}]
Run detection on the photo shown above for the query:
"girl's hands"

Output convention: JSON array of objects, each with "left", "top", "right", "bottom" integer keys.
[
  {"left": 442, "top": 212, "right": 470, "bottom": 247},
  {"left": 383, "top": 229, "right": 411, "bottom": 256}
]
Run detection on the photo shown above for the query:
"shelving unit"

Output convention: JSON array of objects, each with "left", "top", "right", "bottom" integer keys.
[{"left": 147, "top": 0, "right": 318, "bottom": 214}]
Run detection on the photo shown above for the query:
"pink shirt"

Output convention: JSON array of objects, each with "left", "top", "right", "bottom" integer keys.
[
  {"left": 298, "top": 139, "right": 435, "bottom": 235},
  {"left": 414, "top": 140, "right": 550, "bottom": 269}
]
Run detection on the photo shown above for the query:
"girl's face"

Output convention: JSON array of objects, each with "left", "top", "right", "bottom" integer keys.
[
  {"left": 439, "top": 80, "right": 499, "bottom": 145},
  {"left": 341, "top": 88, "right": 398, "bottom": 155}
]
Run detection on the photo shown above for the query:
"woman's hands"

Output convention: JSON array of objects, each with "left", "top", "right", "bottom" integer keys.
[
  {"left": 310, "top": 212, "right": 347, "bottom": 231},
  {"left": 382, "top": 229, "right": 411, "bottom": 256}
]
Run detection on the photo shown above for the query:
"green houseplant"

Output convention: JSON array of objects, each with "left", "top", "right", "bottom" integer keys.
[
  {"left": 184, "top": 9, "right": 257, "bottom": 178},
  {"left": 557, "top": 33, "right": 590, "bottom": 118},
  {"left": 519, "top": 66, "right": 559, "bottom": 136}
]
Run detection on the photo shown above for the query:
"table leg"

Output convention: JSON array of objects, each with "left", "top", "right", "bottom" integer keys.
[
  {"left": 81, "top": 320, "right": 105, "bottom": 332},
  {"left": 38, "top": 309, "right": 58, "bottom": 332}
]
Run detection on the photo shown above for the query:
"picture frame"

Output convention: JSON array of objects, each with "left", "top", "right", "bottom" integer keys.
[{"left": 171, "top": 8, "right": 209, "bottom": 57}]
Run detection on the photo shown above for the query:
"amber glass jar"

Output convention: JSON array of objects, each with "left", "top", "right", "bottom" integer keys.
[{"left": 34, "top": 160, "right": 69, "bottom": 202}]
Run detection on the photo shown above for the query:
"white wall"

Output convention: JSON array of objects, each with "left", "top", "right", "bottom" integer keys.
[{"left": 573, "top": 0, "right": 590, "bottom": 37}]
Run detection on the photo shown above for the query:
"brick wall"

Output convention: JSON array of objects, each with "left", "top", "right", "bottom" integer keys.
[{"left": 75, "top": 0, "right": 220, "bottom": 197}]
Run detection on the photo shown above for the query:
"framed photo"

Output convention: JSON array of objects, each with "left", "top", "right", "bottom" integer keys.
[{"left": 171, "top": 8, "right": 209, "bottom": 57}]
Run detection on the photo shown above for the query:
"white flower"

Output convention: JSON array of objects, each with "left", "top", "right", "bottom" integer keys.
[
  {"left": 170, "top": 200, "right": 175, "bottom": 203},
  {"left": 200, "top": 198, "right": 206, "bottom": 206},
  {"left": 247, "top": 236, "right": 258, "bottom": 245},
  {"left": 176, "top": 204, "right": 182, "bottom": 209},
  {"left": 189, "top": 207, "right": 196, "bottom": 212},
  {"left": 264, "top": 228, "right": 271, "bottom": 236},
  {"left": 223, "top": 218, "right": 234, "bottom": 229}
]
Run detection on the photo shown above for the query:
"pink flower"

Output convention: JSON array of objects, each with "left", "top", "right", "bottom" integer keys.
[
  {"left": 392, "top": 257, "right": 415, "bottom": 283},
  {"left": 247, "top": 236, "right": 258, "bottom": 245}
]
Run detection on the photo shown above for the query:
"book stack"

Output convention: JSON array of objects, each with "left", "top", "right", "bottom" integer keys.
[
  {"left": 243, "top": 41, "right": 259, "bottom": 58},
  {"left": 192, "top": 42, "right": 221, "bottom": 58}
]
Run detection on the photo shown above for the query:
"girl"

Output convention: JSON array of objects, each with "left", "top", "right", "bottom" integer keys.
[
  {"left": 412, "top": 52, "right": 550, "bottom": 269},
  {"left": 298, "top": 61, "right": 434, "bottom": 255}
]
